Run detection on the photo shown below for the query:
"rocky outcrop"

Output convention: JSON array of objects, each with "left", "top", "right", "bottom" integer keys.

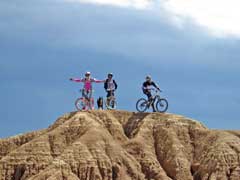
[{"left": 0, "top": 110, "right": 239, "bottom": 180}]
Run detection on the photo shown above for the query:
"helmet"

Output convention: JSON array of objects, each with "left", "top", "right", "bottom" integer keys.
[
  {"left": 108, "top": 73, "right": 113, "bottom": 77},
  {"left": 85, "top": 71, "right": 91, "bottom": 76},
  {"left": 146, "top": 75, "right": 151, "bottom": 81}
]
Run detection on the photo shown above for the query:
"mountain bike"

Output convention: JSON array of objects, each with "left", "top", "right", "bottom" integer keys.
[
  {"left": 136, "top": 89, "right": 168, "bottom": 113},
  {"left": 75, "top": 90, "right": 94, "bottom": 110},
  {"left": 105, "top": 90, "right": 117, "bottom": 109}
]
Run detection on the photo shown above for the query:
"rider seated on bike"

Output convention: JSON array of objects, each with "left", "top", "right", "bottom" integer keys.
[
  {"left": 104, "top": 73, "right": 118, "bottom": 107},
  {"left": 142, "top": 75, "right": 160, "bottom": 112},
  {"left": 70, "top": 71, "right": 104, "bottom": 102}
]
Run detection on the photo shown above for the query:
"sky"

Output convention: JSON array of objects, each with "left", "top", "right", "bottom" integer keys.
[{"left": 1, "top": 0, "right": 240, "bottom": 138}]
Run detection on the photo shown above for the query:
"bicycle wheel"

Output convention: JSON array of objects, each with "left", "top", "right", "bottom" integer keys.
[
  {"left": 75, "top": 98, "right": 86, "bottom": 110},
  {"left": 136, "top": 98, "right": 148, "bottom": 112},
  {"left": 156, "top": 98, "right": 168, "bottom": 113},
  {"left": 105, "top": 97, "right": 116, "bottom": 109}
]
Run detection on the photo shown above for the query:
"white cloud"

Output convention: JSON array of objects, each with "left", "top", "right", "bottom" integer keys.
[
  {"left": 65, "top": 0, "right": 240, "bottom": 37},
  {"left": 67, "top": 0, "right": 151, "bottom": 9},
  {"left": 162, "top": 0, "right": 240, "bottom": 37}
]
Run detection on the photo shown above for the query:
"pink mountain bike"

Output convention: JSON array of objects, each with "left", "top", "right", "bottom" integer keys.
[{"left": 75, "top": 90, "right": 94, "bottom": 110}]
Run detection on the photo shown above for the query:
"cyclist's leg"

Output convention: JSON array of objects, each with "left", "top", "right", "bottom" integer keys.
[
  {"left": 81, "top": 89, "right": 88, "bottom": 110},
  {"left": 88, "top": 90, "right": 94, "bottom": 109},
  {"left": 143, "top": 90, "right": 152, "bottom": 100},
  {"left": 110, "top": 90, "right": 115, "bottom": 108},
  {"left": 106, "top": 91, "right": 111, "bottom": 106},
  {"left": 111, "top": 90, "right": 115, "bottom": 97},
  {"left": 151, "top": 103, "right": 156, "bottom": 112},
  {"left": 83, "top": 89, "right": 92, "bottom": 109},
  {"left": 143, "top": 90, "right": 155, "bottom": 111},
  {"left": 82, "top": 89, "right": 89, "bottom": 100},
  {"left": 147, "top": 92, "right": 156, "bottom": 112},
  {"left": 88, "top": 90, "right": 92, "bottom": 100},
  {"left": 106, "top": 91, "right": 111, "bottom": 98}
]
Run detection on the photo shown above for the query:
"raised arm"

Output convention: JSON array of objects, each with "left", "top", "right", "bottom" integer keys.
[
  {"left": 69, "top": 78, "right": 83, "bottom": 82},
  {"left": 92, "top": 78, "right": 105, "bottom": 83}
]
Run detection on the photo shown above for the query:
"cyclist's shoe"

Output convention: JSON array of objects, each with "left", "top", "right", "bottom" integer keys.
[{"left": 152, "top": 104, "right": 156, "bottom": 112}]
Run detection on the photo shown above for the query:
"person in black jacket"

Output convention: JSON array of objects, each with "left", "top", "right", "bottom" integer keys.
[
  {"left": 142, "top": 75, "right": 160, "bottom": 112},
  {"left": 104, "top": 73, "right": 118, "bottom": 106}
]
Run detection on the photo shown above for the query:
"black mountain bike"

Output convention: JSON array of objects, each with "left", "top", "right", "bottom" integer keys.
[{"left": 136, "top": 89, "right": 168, "bottom": 112}]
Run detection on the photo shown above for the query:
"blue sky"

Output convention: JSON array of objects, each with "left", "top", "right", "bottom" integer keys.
[{"left": 1, "top": 0, "right": 240, "bottom": 138}]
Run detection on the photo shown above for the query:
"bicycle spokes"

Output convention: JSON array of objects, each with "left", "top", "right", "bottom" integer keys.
[
  {"left": 136, "top": 98, "right": 148, "bottom": 112},
  {"left": 156, "top": 98, "right": 168, "bottom": 113},
  {"left": 75, "top": 97, "right": 94, "bottom": 110},
  {"left": 136, "top": 96, "right": 168, "bottom": 113}
]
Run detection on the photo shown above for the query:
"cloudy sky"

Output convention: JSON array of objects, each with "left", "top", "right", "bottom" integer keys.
[{"left": 1, "top": 0, "right": 240, "bottom": 137}]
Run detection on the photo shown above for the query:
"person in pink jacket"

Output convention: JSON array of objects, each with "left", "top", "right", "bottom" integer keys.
[{"left": 70, "top": 71, "right": 105, "bottom": 101}]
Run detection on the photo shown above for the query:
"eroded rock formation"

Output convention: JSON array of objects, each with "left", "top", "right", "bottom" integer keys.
[{"left": 0, "top": 110, "right": 239, "bottom": 180}]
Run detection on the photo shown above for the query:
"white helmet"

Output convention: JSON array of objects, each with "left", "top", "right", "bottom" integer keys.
[
  {"left": 85, "top": 71, "right": 91, "bottom": 76},
  {"left": 108, "top": 73, "right": 113, "bottom": 77}
]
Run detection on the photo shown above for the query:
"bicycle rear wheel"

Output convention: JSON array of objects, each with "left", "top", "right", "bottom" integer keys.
[
  {"left": 156, "top": 98, "right": 168, "bottom": 113},
  {"left": 136, "top": 98, "right": 148, "bottom": 112}
]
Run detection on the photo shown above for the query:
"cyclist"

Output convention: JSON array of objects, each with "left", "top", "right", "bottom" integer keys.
[
  {"left": 142, "top": 75, "right": 160, "bottom": 112},
  {"left": 104, "top": 73, "right": 118, "bottom": 107},
  {"left": 70, "top": 71, "right": 104, "bottom": 101}
]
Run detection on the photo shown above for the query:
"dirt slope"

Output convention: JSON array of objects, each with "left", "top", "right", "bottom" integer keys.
[{"left": 0, "top": 110, "right": 240, "bottom": 180}]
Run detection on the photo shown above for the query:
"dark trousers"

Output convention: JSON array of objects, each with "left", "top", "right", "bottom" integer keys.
[
  {"left": 82, "top": 89, "right": 92, "bottom": 100},
  {"left": 106, "top": 90, "right": 114, "bottom": 98},
  {"left": 143, "top": 89, "right": 152, "bottom": 100},
  {"left": 143, "top": 89, "right": 155, "bottom": 111}
]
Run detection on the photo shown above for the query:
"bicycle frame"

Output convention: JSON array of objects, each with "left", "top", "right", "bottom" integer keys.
[
  {"left": 149, "top": 89, "right": 161, "bottom": 104},
  {"left": 136, "top": 88, "right": 168, "bottom": 113}
]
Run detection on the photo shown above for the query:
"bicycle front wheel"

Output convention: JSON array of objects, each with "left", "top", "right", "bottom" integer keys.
[
  {"left": 75, "top": 98, "right": 85, "bottom": 111},
  {"left": 156, "top": 98, "right": 168, "bottom": 113},
  {"left": 105, "top": 98, "right": 117, "bottom": 110},
  {"left": 136, "top": 98, "right": 148, "bottom": 112}
]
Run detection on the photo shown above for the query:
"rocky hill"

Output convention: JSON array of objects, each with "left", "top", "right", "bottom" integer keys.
[{"left": 0, "top": 110, "right": 240, "bottom": 180}]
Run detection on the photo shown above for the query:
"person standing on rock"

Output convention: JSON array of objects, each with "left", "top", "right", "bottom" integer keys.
[
  {"left": 70, "top": 71, "right": 105, "bottom": 101},
  {"left": 142, "top": 75, "right": 160, "bottom": 112},
  {"left": 104, "top": 73, "right": 118, "bottom": 107}
]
